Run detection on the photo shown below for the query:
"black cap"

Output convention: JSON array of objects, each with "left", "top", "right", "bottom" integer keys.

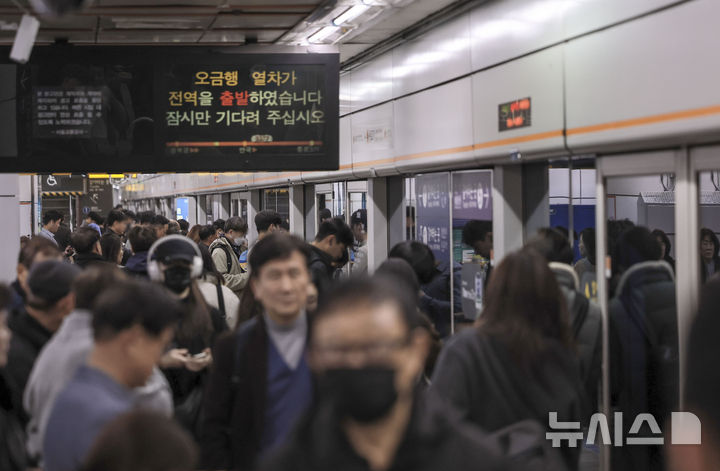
[
  {"left": 350, "top": 209, "right": 367, "bottom": 227},
  {"left": 28, "top": 260, "right": 80, "bottom": 304},
  {"left": 151, "top": 237, "right": 198, "bottom": 264}
]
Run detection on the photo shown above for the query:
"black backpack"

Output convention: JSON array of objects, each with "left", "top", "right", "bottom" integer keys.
[{"left": 211, "top": 244, "right": 235, "bottom": 274}]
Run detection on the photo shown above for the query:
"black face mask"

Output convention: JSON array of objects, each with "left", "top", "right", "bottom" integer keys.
[
  {"left": 320, "top": 366, "right": 398, "bottom": 423},
  {"left": 163, "top": 265, "right": 192, "bottom": 294}
]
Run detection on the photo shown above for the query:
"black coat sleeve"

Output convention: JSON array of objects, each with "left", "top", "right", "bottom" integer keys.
[
  {"left": 199, "top": 331, "right": 236, "bottom": 470},
  {"left": 4, "top": 341, "right": 34, "bottom": 424},
  {"left": 308, "top": 260, "right": 331, "bottom": 301}
]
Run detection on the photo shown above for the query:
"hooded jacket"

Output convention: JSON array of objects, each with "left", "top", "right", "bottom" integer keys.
[
  {"left": 259, "top": 390, "right": 507, "bottom": 471},
  {"left": 432, "top": 329, "right": 586, "bottom": 471}
]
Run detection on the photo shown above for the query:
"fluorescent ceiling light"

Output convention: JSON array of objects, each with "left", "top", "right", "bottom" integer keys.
[
  {"left": 333, "top": 4, "right": 371, "bottom": 26},
  {"left": 308, "top": 25, "right": 339, "bottom": 43}
]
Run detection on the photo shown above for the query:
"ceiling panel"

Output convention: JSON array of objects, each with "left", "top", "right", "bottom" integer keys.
[
  {"left": 253, "top": 29, "right": 286, "bottom": 42},
  {"left": 103, "top": 15, "right": 213, "bottom": 29},
  {"left": 36, "top": 15, "right": 99, "bottom": 29},
  {"left": 96, "top": 0, "right": 226, "bottom": 6},
  {"left": 36, "top": 29, "right": 95, "bottom": 42},
  {"left": 98, "top": 29, "right": 204, "bottom": 43},
  {"left": 0, "top": 0, "right": 461, "bottom": 64},
  {"left": 213, "top": 13, "right": 304, "bottom": 29},
  {"left": 198, "top": 30, "right": 245, "bottom": 43}
]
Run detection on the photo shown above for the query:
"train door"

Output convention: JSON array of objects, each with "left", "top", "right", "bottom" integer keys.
[{"left": 596, "top": 151, "right": 681, "bottom": 471}]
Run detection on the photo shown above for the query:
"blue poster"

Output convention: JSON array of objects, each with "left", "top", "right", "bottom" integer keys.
[
  {"left": 175, "top": 197, "right": 189, "bottom": 221},
  {"left": 416, "top": 173, "right": 451, "bottom": 263}
]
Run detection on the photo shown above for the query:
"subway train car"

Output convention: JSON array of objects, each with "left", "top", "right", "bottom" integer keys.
[{"left": 1, "top": 1, "right": 719, "bottom": 471}]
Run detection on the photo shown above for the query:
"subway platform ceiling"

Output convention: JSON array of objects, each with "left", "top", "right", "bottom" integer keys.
[{"left": 0, "top": 0, "right": 466, "bottom": 62}]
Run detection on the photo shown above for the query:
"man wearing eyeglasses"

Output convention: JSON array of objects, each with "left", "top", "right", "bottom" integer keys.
[{"left": 259, "top": 275, "right": 506, "bottom": 471}]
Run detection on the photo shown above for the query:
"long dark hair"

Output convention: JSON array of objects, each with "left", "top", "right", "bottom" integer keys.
[
  {"left": 478, "top": 248, "right": 574, "bottom": 369},
  {"left": 175, "top": 280, "right": 214, "bottom": 346}
]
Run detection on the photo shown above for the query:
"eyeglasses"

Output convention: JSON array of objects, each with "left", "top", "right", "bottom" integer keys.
[{"left": 312, "top": 338, "right": 410, "bottom": 362}]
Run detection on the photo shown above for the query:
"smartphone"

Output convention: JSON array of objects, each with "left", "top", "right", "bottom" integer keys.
[{"left": 192, "top": 352, "right": 208, "bottom": 359}]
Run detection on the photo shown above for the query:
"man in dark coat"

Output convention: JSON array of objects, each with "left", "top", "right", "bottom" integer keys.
[
  {"left": 5, "top": 261, "right": 79, "bottom": 424},
  {"left": 260, "top": 276, "right": 507, "bottom": 471},
  {"left": 307, "top": 217, "right": 353, "bottom": 303},
  {"left": 199, "top": 234, "right": 314, "bottom": 471},
  {"left": 71, "top": 227, "right": 108, "bottom": 270}
]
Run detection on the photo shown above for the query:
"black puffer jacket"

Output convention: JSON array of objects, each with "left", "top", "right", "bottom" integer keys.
[
  {"left": 550, "top": 262, "right": 602, "bottom": 416},
  {"left": 609, "top": 261, "right": 677, "bottom": 471}
]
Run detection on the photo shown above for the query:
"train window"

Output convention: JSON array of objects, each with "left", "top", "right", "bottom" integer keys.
[
  {"left": 315, "top": 182, "right": 345, "bottom": 223},
  {"left": 604, "top": 172, "right": 679, "bottom": 470},
  {"left": 207, "top": 194, "right": 227, "bottom": 223},
  {"left": 548, "top": 159, "right": 598, "bottom": 299},
  {"left": 261, "top": 188, "right": 290, "bottom": 222},
  {"left": 348, "top": 191, "right": 366, "bottom": 216},
  {"left": 698, "top": 171, "right": 720, "bottom": 285},
  {"left": 230, "top": 193, "right": 249, "bottom": 223}
]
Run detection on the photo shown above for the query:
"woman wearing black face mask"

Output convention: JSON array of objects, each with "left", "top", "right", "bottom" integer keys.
[{"left": 149, "top": 237, "right": 229, "bottom": 439}]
